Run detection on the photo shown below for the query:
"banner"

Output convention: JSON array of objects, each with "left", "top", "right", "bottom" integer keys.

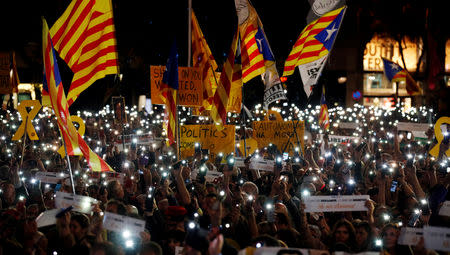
[
  {"left": 151, "top": 66, "right": 202, "bottom": 106},
  {"left": 328, "top": 135, "right": 359, "bottom": 144},
  {"left": 180, "top": 124, "right": 235, "bottom": 159},
  {"left": 252, "top": 120, "right": 304, "bottom": 155},
  {"left": 263, "top": 83, "right": 286, "bottom": 109},
  {"left": 298, "top": 55, "right": 328, "bottom": 97},
  {"left": 35, "top": 172, "right": 68, "bottom": 184},
  {"left": 249, "top": 158, "right": 275, "bottom": 172},
  {"left": 439, "top": 201, "right": 450, "bottom": 217},
  {"left": 306, "top": 0, "right": 346, "bottom": 23},
  {"left": 398, "top": 227, "right": 423, "bottom": 246},
  {"left": 304, "top": 195, "right": 369, "bottom": 212},
  {"left": 103, "top": 212, "right": 146, "bottom": 237},
  {"left": 54, "top": 191, "right": 98, "bottom": 214},
  {"left": 338, "top": 122, "right": 359, "bottom": 129},
  {"left": 423, "top": 226, "right": 450, "bottom": 252}
]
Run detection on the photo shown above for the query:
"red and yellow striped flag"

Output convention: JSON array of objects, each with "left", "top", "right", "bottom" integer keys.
[
  {"left": 235, "top": 0, "right": 265, "bottom": 83},
  {"left": 319, "top": 86, "right": 329, "bottom": 130},
  {"left": 43, "top": 18, "right": 114, "bottom": 172},
  {"left": 283, "top": 6, "right": 345, "bottom": 77},
  {"left": 191, "top": 11, "right": 218, "bottom": 113},
  {"left": 211, "top": 29, "right": 242, "bottom": 130},
  {"left": 48, "top": 0, "right": 119, "bottom": 106}
]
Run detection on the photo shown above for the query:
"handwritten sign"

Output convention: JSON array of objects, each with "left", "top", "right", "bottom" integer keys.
[
  {"left": 304, "top": 195, "right": 369, "bottom": 212},
  {"left": 398, "top": 227, "right": 423, "bottom": 246},
  {"left": 150, "top": 66, "right": 202, "bottom": 106},
  {"left": 439, "top": 201, "right": 450, "bottom": 217},
  {"left": 249, "top": 158, "right": 275, "bottom": 172},
  {"left": 180, "top": 125, "right": 235, "bottom": 159},
  {"left": 103, "top": 212, "right": 146, "bottom": 236},
  {"left": 35, "top": 172, "right": 68, "bottom": 184},
  {"left": 252, "top": 120, "right": 304, "bottom": 155},
  {"left": 54, "top": 191, "right": 98, "bottom": 214},
  {"left": 423, "top": 226, "right": 450, "bottom": 252}
]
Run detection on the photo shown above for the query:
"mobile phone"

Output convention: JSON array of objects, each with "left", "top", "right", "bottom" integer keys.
[
  {"left": 226, "top": 154, "right": 235, "bottom": 168},
  {"left": 407, "top": 132, "right": 412, "bottom": 140},
  {"left": 194, "top": 143, "right": 201, "bottom": 154},
  {"left": 355, "top": 142, "right": 367, "bottom": 152},
  {"left": 283, "top": 152, "right": 289, "bottom": 161},
  {"left": 275, "top": 156, "right": 283, "bottom": 169},
  {"left": 390, "top": 181, "right": 398, "bottom": 192},
  {"left": 407, "top": 210, "right": 421, "bottom": 227}
]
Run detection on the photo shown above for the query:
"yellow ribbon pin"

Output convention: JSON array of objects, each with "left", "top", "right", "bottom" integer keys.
[
  {"left": 58, "top": 115, "right": 86, "bottom": 157},
  {"left": 12, "top": 100, "right": 42, "bottom": 141},
  {"left": 429, "top": 116, "right": 450, "bottom": 158}
]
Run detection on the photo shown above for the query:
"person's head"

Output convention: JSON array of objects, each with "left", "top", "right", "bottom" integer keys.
[
  {"left": 183, "top": 228, "right": 209, "bottom": 255},
  {"left": 164, "top": 230, "right": 185, "bottom": 254},
  {"left": 106, "top": 199, "right": 127, "bottom": 215},
  {"left": 70, "top": 212, "right": 90, "bottom": 241},
  {"left": 381, "top": 223, "right": 400, "bottom": 250},
  {"left": 2, "top": 182, "right": 15, "bottom": 206},
  {"left": 242, "top": 181, "right": 259, "bottom": 197},
  {"left": 90, "top": 242, "right": 120, "bottom": 255},
  {"left": 332, "top": 219, "right": 356, "bottom": 245},
  {"left": 106, "top": 180, "right": 124, "bottom": 200},
  {"left": 141, "top": 241, "right": 163, "bottom": 255},
  {"left": 354, "top": 221, "right": 372, "bottom": 249}
]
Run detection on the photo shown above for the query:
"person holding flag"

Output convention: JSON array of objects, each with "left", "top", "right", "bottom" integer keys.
[{"left": 319, "top": 86, "right": 330, "bottom": 130}]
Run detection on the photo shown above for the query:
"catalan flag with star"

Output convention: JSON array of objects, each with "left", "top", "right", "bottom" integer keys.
[
  {"left": 283, "top": 6, "right": 346, "bottom": 91},
  {"left": 43, "top": 18, "right": 114, "bottom": 172},
  {"left": 160, "top": 41, "right": 179, "bottom": 146},
  {"left": 381, "top": 58, "right": 421, "bottom": 95}
]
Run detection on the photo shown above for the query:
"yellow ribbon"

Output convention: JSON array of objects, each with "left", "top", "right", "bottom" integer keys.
[
  {"left": 429, "top": 116, "right": 450, "bottom": 158},
  {"left": 12, "top": 100, "right": 41, "bottom": 141},
  {"left": 264, "top": 110, "right": 283, "bottom": 121},
  {"left": 58, "top": 115, "right": 86, "bottom": 157}
]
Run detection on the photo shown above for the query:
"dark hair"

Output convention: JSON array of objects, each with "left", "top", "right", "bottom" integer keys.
[
  {"left": 141, "top": 241, "right": 163, "bottom": 255},
  {"left": 91, "top": 242, "right": 120, "bottom": 255},
  {"left": 106, "top": 199, "right": 127, "bottom": 215},
  {"left": 71, "top": 212, "right": 90, "bottom": 229},
  {"left": 331, "top": 219, "right": 357, "bottom": 250}
]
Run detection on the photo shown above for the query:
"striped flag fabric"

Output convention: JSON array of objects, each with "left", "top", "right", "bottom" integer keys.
[
  {"left": 48, "top": 0, "right": 119, "bottom": 106},
  {"left": 43, "top": 18, "right": 114, "bottom": 172},
  {"left": 381, "top": 58, "right": 421, "bottom": 95},
  {"left": 211, "top": 29, "right": 241, "bottom": 130},
  {"left": 283, "top": 6, "right": 346, "bottom": 77},
  {"left": 319, "top": 86, "right": 329, "bottom": 130},
  {"left": 191, "top": 11, "right": 218, "bottom": 113},
  {"left": 235, "top": 0, "right": 265, "bottom": 83},
  {"left": 160, "top": 41, "right": 179, "bottom": 146}
]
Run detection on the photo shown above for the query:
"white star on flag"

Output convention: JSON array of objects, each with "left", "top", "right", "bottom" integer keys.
[
  {"left": 390, "top": 63, "right": 400, "bottom": 70},
  {"left": 324, "top": 24, "right": 337, "bottom": 41}
]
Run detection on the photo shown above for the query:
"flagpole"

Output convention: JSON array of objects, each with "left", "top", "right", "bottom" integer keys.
[
  {"left": 19, "top": 115, "right": 30, "bottom": 196},
  {"left": 187, "top": 0, "right": 192, "bottom": 67},
  {"left": 57, "top": 126, "right": 76, "bottom": 194},
  {"left": 241, "top": 85, "right": 247, "bottom": 157},
  {"left": 395, "top": 81, "right": 399, "bottom": 106}
]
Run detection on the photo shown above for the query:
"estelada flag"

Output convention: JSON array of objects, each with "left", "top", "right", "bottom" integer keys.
[{"left": 382, "top": 58, "right": 421, "bottom": 95}]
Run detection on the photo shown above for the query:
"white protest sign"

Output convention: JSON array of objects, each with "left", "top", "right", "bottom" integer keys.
[
  {"left": 204, "top": 171, "right": 223, "bottom": 182},
  {"left": 36, "top": 209, "right": 59, "bottom": 228},
  {"left": 398, "top": 227, "right": 423, "bottom": 246},
  {"left": 397, "top": 122, "right": 431, "bottom": 132},
  {"left": 439, "top": 201, "right": 450, "bottom": 217},
  {"left": 423, "top": 226, "right": 450, "bottom": 252},
  {"left": 328, "top": 135, "right": 359, "bottom": 144},
  {"left": 304, "top": 195, "right": 370, "bottom": 212},
  {"left": 249, "top": 159, "right": 275, "bottom": 172},
  {"left": 234, "top": 157, "right": 246, "bottom": 167},
  {"left": 253, "top": 247, "right": 309, "bottom": 255},
  {"left": 54, "top": 191, "right": 98, "bottom": 214},
  {"left": 102, "top": 212, "right": 146, "bottom": 236},
  {"left": 35, "top": 172, "right": 68, "bottom": 184},
  {"left": 338, "top": 122, "right": 359, "bottom": 129}
]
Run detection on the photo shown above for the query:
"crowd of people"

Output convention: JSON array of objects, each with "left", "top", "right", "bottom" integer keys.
[{"left": 0, "top": 102, "right": 449, "bottom": 255}]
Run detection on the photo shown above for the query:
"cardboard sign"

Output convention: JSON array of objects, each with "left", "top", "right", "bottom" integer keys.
[
  {"left": 150, "top": 66, "right": 202, "bottom": 106},
  {"left": 423, "top": 226, "right": 450, "bottom": 252},
  {"left": 249, "top": 158, "right": 275, "bottom": 172},
  {"left": 180, "top": 125, "right": 235, "bottom": 159},
  {"left": 103, "top": 212, "right": 146, "bottom": 236},
  {"left": 398, "top": 227, "right": 423, "bottom": 246},
  {"left": 35, "top": 172, "right": 68, "bottom": 184},
  {"left": 439, "top": 201, "right": 450, "bottom": 217},
  {"left": 54, "top": 191, "right": 98, "bottom": 214},
  {"left": 252, "top": 120, "right": 304, "bottom": 155},
  {"left": 36, "top": 209, "right": 59, "bottom": 228},
  {"left": 304, "top": 195, "right": 370, "bottom": 212}
]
